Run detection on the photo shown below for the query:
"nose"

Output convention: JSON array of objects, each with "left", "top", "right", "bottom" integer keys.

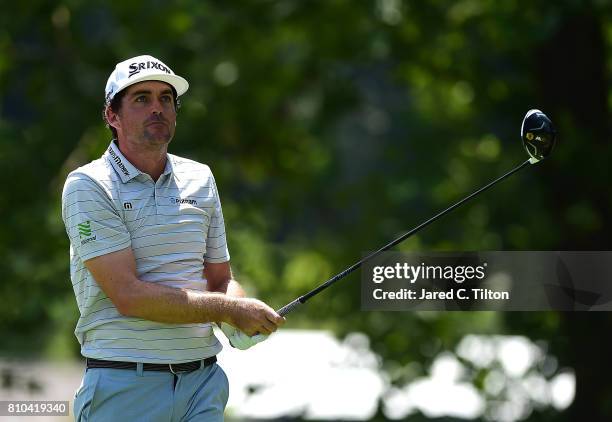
[{"left": 150, "top": 98, "right": 163, "bottom": 115}]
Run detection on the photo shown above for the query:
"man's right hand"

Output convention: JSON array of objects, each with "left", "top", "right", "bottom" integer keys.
[{"left": 226, "top": 297, "right": 285, "bottom": 336}]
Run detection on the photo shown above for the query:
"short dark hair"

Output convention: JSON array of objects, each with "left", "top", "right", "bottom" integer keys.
[{"left": 102, "top": 86, "right": 181, "bottom": 139}]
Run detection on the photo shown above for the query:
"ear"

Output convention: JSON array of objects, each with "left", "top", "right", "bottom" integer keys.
[{"left": 105, "top": 105, "right": 121, "bottom": 132}]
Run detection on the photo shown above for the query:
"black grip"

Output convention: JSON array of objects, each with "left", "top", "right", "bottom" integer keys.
[{"left": 277, "top": 299, "right": 303, "bottom": 316}]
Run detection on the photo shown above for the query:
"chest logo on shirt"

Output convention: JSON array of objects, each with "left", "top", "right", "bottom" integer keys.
[{"left": 169, "top": 197, "right": 198, "bottom": 206}]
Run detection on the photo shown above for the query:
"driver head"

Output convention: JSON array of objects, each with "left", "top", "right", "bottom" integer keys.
[{"left": 521, "top": 109, "right": 556, "bottom": 163}]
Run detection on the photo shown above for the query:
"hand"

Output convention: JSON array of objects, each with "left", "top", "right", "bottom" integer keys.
[
  {"left": 218, "top": 322, "right": 268, "bottom": 350},
  {"left": 227, "top": 298, "right": 285, "bottom": 336}
]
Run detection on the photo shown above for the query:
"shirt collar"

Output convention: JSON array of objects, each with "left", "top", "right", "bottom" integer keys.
[
  {"left": 164, "top": 154, "right": 180, "bottom": 181},
  {"left": 103, "top": 140, "right": 141, "bottom": 183}
]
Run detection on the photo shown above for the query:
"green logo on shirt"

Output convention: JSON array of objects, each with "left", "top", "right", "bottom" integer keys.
[
  {"left": 78, "top": 221, "right": 93, "bottom": 238},
  {"left": 78, "top": 221, "right": 97, "bottom": 245}
]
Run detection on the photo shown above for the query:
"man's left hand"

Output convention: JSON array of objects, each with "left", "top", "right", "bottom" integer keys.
[{"left": 218, "top": 322, "right": 269, "bottom": 350}]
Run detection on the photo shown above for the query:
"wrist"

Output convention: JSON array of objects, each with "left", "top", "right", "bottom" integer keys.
[{"left": 219, "top": 295, "right": 240, "bottom": 325}]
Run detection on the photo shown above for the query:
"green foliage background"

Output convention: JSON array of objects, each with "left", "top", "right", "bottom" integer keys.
[{"left": 1, "top": 0, "right": 611, "bottom": 420}]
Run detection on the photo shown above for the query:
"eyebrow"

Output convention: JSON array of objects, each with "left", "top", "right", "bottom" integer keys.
[{"left": 129, "top": 89, "right": 173, "bottom": 97}]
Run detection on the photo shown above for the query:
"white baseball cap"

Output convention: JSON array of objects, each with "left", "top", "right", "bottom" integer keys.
[{"left": 105, "top": 55, "right": 189, "bottom": 104}]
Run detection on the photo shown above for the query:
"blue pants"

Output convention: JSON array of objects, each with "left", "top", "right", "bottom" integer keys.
[{"left": 73, "top": 362, "right": 229, "bottom": 421}]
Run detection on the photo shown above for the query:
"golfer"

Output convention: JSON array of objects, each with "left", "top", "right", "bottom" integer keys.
[{"left": 61, "top": 55, "right": 284, "bottom": 421}]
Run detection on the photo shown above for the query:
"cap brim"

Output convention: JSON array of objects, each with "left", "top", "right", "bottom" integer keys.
[{"left": 118, "top": 73, "right": 189, "bottom": 98}]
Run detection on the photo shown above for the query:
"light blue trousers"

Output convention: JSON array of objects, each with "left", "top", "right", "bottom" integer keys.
[{"left": 73, "top": 362, "right": 229, "bottom": 421}]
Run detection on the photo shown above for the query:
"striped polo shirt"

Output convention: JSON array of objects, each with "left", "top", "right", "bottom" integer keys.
[{"left": 61, "top": 140, "right": 229, "bottom": 363}]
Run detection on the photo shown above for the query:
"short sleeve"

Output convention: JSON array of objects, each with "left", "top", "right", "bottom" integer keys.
[
  {"left": 62, "top": 173, "right": 131, "bottom": 261},
  {"left": 204, "top": 174, "right": 230, "bottom": 263}
]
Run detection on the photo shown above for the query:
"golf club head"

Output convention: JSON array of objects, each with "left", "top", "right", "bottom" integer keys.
[{"left": 521, "top": 109, "right": 556, "bottom": 163}]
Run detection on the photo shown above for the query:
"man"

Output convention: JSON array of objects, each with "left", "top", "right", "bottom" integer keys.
[{"left": 62, "top": 55, "right": 284, "bottom": 421}]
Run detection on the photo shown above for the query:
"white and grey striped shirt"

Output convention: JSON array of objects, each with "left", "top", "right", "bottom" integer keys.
[{"left": 61, "top": 141, "right": 228, "bottom": 363}]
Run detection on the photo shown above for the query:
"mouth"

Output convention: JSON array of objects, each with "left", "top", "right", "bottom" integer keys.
[{"left": 146, "top": 121, "right": 167, "bottom": 127}]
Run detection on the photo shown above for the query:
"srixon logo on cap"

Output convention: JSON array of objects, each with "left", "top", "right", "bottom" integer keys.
[{"left": 128, "top": 61, "right": 171, "bottom": 78}]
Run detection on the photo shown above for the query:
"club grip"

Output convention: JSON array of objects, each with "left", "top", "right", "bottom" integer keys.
[{"left": 277, "top": 299, "right": 303, "bottom": 317}]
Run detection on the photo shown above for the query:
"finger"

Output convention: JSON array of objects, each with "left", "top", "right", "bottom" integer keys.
[
  {"left": 243, "top": 328, "right": 259, "bottom": 337},
  {"left": 259, "top": 319, "right": 277, "bottom": 334},
  {"left": 266, "top": 312, "right": 285, "bottom": 326}
]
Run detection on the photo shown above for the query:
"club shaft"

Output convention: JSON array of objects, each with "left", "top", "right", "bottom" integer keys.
[{"left": 277, "top": 159, "right": 531, "bottom": 316}]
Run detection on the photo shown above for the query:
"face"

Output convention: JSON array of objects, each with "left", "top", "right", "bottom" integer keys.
[{"left": 106, "top": 81, "right": 177, "bottom": 148}]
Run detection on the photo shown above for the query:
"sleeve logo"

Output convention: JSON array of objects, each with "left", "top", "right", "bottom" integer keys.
[{"left": 77, "top": 221, "right": 96, "bottom": 245}]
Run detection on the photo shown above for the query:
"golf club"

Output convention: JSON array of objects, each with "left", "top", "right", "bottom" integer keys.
[{"left": 276, "top": 109, "right": 557, "bottom": 317}]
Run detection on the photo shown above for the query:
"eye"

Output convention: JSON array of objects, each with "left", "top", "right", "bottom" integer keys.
[
  {"left": 161, "top": 95, "right": 172, "bottom": 103},
  {"left": 135, "top": 95, "right": 147, "bottom": 102}
]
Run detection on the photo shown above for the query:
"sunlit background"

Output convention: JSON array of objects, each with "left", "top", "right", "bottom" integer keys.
[{"left": 2, "top": 1, "right": 611, "bottom": 420}]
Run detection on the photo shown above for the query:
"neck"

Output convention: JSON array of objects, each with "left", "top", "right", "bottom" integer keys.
[{"left": 115, "top": 138, "right": 167, "bottom": 181}]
